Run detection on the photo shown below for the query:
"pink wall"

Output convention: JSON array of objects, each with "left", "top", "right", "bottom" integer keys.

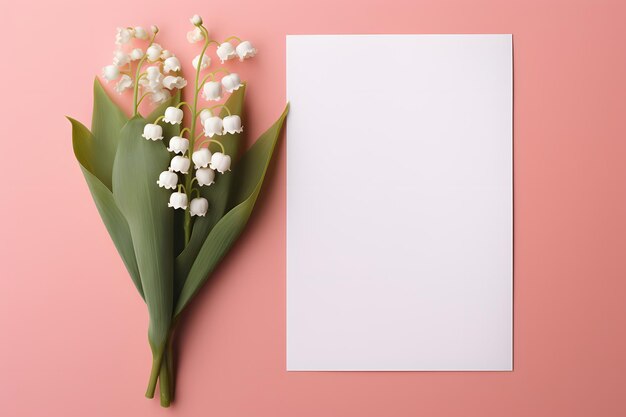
[{"left": 1, "top": 0, "right": 625, "bottom": 416}]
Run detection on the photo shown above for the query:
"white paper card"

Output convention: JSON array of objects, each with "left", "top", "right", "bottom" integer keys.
[{"left": 286, "top": 35, "right": 512, "bottom": 371}]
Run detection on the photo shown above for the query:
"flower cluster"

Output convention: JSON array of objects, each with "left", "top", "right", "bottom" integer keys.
[
  {"left": 102, "top": 25, "right": 187, "bottom": 105},
  {"left": 141, "top": 14, "right": 255, "bottom": 218}
]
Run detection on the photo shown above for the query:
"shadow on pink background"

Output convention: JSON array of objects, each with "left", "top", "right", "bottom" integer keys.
[{"left": 1, "top": 0, "right": 625, "bottom": 416}]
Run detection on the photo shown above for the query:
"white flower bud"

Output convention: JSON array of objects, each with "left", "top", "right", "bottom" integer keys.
[
  {"left": 163, "top": 107, "right": 183, "bottom": 124},
  {"left": 209, "top": 152, "right": 231, "bottom": 173},
  {"left": 196, "top": 167, "right": 215, "bottom": 186},
  {"left": 168, "top": 192, "right": 188, "bottom": 210},
  {"left": 163, "top": 57, "right": 181, "bottom": 73},
  {"left": 192, "top": 148, "right": 212, "bottom": 169},
  {"left": 221, "top": 73, "right": 243, "bottom": 93},
  {"left": 151, "top": 25, "right": 159, "bottom": 34},
  {"left": 102, "top": 65, "right": 119, "bottom": 81},
  {"left": 150, "top": 89, "right": 171, "bottom": 104},
  {"left": 130, "top": 48, "right": 144, "bottom": 61},
  {"left": 202, "top": 81, "right": 222, "bottom": 101},
  {"left": 113, "top": 50, "right": 130, "bottom": 67},
  {"left": 199, "top": 109, "right": 212, "bottom": 124},
  {"left": 115, "top": 27, "right": 133, "bottom": 45},
  {"left": 167, "top": 136, "right": 189, "bottom": 154},
  {"left": 216, "top": 42, "right": 236, "bottom": 63},
  {"left": 142, "top": 123, "right": 163, "bottom": 141},
  {"left": 170, "top": 155, "right": 191, "bottom": 174},
  {"left": 163, "top": 76, "right": 187, "bottom": 90},
  {"left": 141, "top": 66, "right": 163, "bottom": 91},
  {"left": 236, "top": 41, "right": 257, "bottom": 61},
  {"left": 114, "top": 74, "right": 133, "bottom": 94},
  {"left": 146, "top": 43, "right": 163, "bottom": 62},
  {"left": 187, "top": 27, "right": 204, "bottom": 43},
  {"left": 160, "top": 50, "right": 173, "bottom": 60},
  {"left": 190, "top": 197, "right": 209, "bottom": 217},
  {"left": 223, "top": 115, "right": 243, "bottom": 134},
  {"left": 203, "top": 116, "right": 223, "bottom": 137},
  {"left": 192, "top": 54, "right": 210, "bottom": 70},
  {"left": 157, "top": 170, "right": 178, "bottom": 189},
  {"left": 190, "top": 14, "right": 203, "bottom": 25},
  {"left": 134, "top": 26, "right": 148, "bottom": 40},
  {"left": 146, "top": 66, "right": 162, "bottom": 81}
]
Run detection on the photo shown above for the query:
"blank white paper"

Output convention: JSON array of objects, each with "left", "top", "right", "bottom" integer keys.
[{"left": 286, "top": 35, "right": 512, "bottom": 371}]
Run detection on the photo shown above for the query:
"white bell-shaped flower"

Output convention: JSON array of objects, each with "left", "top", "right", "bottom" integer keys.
[
  {"left": 142, "top": 123, "right": 163, "bottom": 141},
  {"left": 202, "top": 81, "right": 222, "bottom": 101},
  {"left": 167, "top": 136, "right": 189, "bottom": 154},
  {"left": 146, "top": 66, "right": 162, "bottom": 82},
  {"left": 196, "top": 167, "right": 215, "bottom": 186},
  {"left": 192, "top": 54, "right": 210, "bottom": 70},
  {"left": 141, "top": 66, "right": 163, "bottom": 91},
  {"left": 203, "top": 116, "right": 223, "bottom": 137},
  {"left": 160, "top": 50, "right": 173, "bottom": 60},
  {"left": 190, "top": 14, "right": 203, "bottom": 25},
  {"left": 163, "top": 107, "right": 183, "bottom": 124},
  {"left": 187, "top": 27, "right": 204, "bottom": 43},
  {"left": 199, "top": 109, "right": 212, "bottom": 124},
  {"left": 114, "top": 75, "right": 133, "bottom": 94},
  {"left": 168, "top": 192, "right": 188, "bottom": 210},
  {"left": 102, "top": 65, "right": 119, "bottom": 81},
  {"left": 170, "top": 155, "right": 191, "bottom": 174},
  {"left": 113, "top": 50, "right": 130, "bottom": 67},
  {"left": 157, "top": 170, "right": 178, "bottom": 189},
  {"left": 163, "top": 56, "right": 181, "bottom": 73},
  {"left": 223, "top": 115, "right": 243, "bottom": 134},
  {"left": 163, "top": 76, "right": 187, "bottom": 90},
  {"left": 190, "top": 197, "right": 209, "bottom": 217},
  {"left": 236, "top": 41, "right": 257, "bottom": 61},
  {"left": 216, "top": 42, "right": 236, "bottom": 63},
  {"left": 221, "top": 73, "right": 243, "bottom": 93},
  {"left": 115, "top": 27, "right": 133, "bottom": 45},
  {"left": 150, "top": 88, "right": 171, "bottom": 104},
  {"left": 146, "top": 43, "right": 163, "bottom": 62},
  {"left": 130, "top": 48, "right": 144, "bottom": 61},
  {"left": 134, "top": 26, "right": 148, "bottom": 40},
  {"left": 192, "top": 148, "right": 212, "bottom": 169},
  {"left": 210, "top": 152, "right": 232, "bottom": 173}
]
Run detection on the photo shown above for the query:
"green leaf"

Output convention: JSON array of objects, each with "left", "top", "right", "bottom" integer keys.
[
  {"left": 91, "top": 78, "right": 128, "bottom": 190},
  {"left": 112, "top": 117, "right": 173, "bottom": 346},
  {"left": 174, "top": 103, "right": 289, "bottom": 316},
  {"left": 69, "top": 117, "right": 143, "bottom": 299},
  {"left": 174, "top": 85, "right": 246, "bottom": 291}
]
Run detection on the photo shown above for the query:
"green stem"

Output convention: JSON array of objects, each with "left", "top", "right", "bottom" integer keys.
[
  {"left": 166, "top": 331, "right": 176, "bottom": 401},
  {"left": 159, "top": 354, "right": 171, "bottom": 407},
  {"left": 183, "top": 24, "right": 211, "bottom": 245},
  {"left": 133, "top": 31, "right": 158, "bottom": 116},
  {"left": 145, "top": 348, "right": 164, "bottom": 399}
]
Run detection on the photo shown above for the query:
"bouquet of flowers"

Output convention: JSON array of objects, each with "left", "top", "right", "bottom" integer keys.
[{"left": 68, "top": 14, "right": 288, "bottom": 407}]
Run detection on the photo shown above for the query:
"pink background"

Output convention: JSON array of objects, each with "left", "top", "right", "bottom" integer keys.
[{"left": 1, "top": 0, "right": 625, "bottom": 416}]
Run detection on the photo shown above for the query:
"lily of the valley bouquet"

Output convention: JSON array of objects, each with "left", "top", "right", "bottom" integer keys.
[{"left": 69, "top": 15, "right": 288, "bottom": 407}]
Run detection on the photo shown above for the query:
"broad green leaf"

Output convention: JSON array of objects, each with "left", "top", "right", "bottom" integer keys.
[
  {"left": 69, "top": 117, "right": 143, "bottom": 299},
  {"left": 174, "top": 86, "right": 246, "bottom": 293},
  {"left": 113, "top": 117, "right": 173, "bottom": 346},
  {"left": 91, "top": 78, "right": 128, "bottom": 190},
  {"left": 174, "top": 103, "right": 289, "bottom": 316}
]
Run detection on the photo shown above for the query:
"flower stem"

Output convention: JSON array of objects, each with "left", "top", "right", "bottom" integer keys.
[
  {"left": 132, "top": 32, "right": 158, "bottom": 116},
  {"left": 183, "top": 24, "right": 211, "bottom": 245},
  {"left": 145, "top": 348, "right": 164, "bottom": 399},
  {"left": 159, "top": 353, "right": 172, "bottom": 407}
]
